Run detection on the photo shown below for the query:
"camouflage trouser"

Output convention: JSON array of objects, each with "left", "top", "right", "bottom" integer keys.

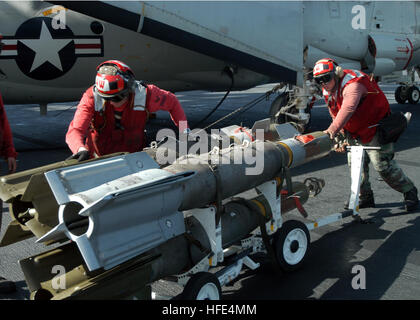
[{"left": 345, "top": 131, "right": 414, "bottom": 196}]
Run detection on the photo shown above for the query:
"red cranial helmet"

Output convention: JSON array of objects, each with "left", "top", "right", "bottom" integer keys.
[
  {"left": 313, "top": 58, "right": 339, "bottom": 85},
  {"left": 313, "top": 58, "right": 337, "bottom": 77},
  {"left": 94, "top": 60, "right": 135, "bottom": 99}
]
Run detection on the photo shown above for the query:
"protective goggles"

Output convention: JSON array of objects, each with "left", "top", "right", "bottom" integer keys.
[
  {"left": 314, "top": 73, "right": 333, "bottom": 85},
  {"left": 105, "top": 93, "right": 128, "bottom": 103}
]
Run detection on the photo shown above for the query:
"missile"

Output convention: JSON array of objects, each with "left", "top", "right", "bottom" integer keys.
[
  {"left": 164, "top": 130, "right": 331, "bottom": 211},
  {"left": 0, "top": 120, "right": 333, "bottom": 299},
  {"left": 23, "top": 181, "right": 311, "bottom": 300}
]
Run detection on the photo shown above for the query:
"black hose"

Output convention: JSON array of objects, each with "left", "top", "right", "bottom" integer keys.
[{"left": 192, "top": 66, "right": 235, "bottom": 129}]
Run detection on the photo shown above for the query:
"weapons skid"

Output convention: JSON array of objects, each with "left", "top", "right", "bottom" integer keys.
[{"left": 0, "top": 119, "right": 333, "bottom": 300}]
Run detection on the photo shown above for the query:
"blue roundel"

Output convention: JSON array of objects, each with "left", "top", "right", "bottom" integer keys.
[{"left": 15, "top": 17, "right": 76, "bottom": 80}]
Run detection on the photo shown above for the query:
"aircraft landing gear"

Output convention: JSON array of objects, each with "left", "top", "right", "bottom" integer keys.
[
  {"left": 39, "top": 103, "right": 48, "bottom": 116},
  {"left": 269, "top": 92, "right": 312, "bottom": 133},
  {"left": 407, "top": 86, "right": 420, "bottom": 104},
  {"left": 394, "top": 67, "right": 420, "bottom": 105},
  {"left": 395, "top": 86, "right": 406, "bottom": 104},
  {"left": 395, "top": 85, "right": 420, "bottom": 104}
]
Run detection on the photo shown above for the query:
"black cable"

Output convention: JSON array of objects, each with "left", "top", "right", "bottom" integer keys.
[
  {"left": 192, "top": 66, "right": 235, "bottom": 129},
  {"left": 198, "top": 84, "right": 286, "bottom": 133}
]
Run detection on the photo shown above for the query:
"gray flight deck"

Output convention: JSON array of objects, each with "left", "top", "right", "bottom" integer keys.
[{"left": 1, "top": 83, "right": 419, "bottom": 300}]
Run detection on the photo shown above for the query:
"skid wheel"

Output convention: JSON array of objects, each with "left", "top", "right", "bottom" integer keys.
[
  {"left": 181, "top": 272, "right": 222, "bottom": 300},
  {"left": 273, "top": 220, "right": 310, "bottom": 272}
]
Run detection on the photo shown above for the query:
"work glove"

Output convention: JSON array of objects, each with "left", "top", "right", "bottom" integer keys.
[
  {"left": 66, "top": 150, "right": 90, "bottom": 162},
  {"left": 333, "top": 132, "right": 349, "bottom": 154},
  {"left": 334, "top": 141, "right": 349, "bottom": 153}
]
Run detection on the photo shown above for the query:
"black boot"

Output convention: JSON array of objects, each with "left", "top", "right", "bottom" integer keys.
[
  {"left": 344, "top": 193, "right": 375, "bottom": 210},
  {"left": 0, "top": 276, "right": 16, "bottom": 294},
  {"left": 404, "top": 187, "right": 419, "bottom": 212}
]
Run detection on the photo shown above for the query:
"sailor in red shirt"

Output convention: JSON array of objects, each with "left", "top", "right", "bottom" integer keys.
[
  {"left": 66, "top": 60, "right": 189, "bottom": 161},
  {"left": 0, "top": 92, "right": 18, "bottom": 294},
  {"left": 313, "top": 58, "right": 418, "bottom": 212},
  {"left": 0, "top": 94, "right": 17, "bottom": 173}
]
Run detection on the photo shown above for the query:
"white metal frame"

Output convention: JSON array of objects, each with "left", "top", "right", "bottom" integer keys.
[
  {"left": 173, "top": 180, "right": 280, "bottom": 291},
  {"left": 305, "top": 145, "right": 381, "bottom": 231},
  {"left": 255, "top": 180, "right": 282, "bottom": 235},
  {"left": 184, "top": 206, "right": 224, "bottom": 266},
  {"left": 159, "top": 147, "right": 379, "bottom": 299}
]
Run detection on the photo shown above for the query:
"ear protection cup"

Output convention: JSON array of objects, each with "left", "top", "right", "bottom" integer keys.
[
  {"left": 326, "top": 59, "right": 344, "bottom": 77},
  {"left": 124, "top": 74, "right": 135, "bottom": 91},
  {"left": 335, "top": 65, "right": 344, "bottom": 77}
]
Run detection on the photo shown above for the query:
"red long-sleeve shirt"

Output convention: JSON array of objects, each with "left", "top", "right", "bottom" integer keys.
[
  {"left": 66, "top": 84, "right": 188, "bottom": 154},
  {"left": 326, "top": 82, "right": 367, "bottom": 137},
  {"left": 0, "top": 93, "right": 17, "bottom": 159}
]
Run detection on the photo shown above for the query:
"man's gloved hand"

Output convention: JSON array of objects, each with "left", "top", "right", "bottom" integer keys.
[
  {"left": 333, "top": 132, "right": 349, "bottom": 153},
  {"left": 334, "top": 141, "right": 349, "bottom": 153},
  {"left": 66, "top": 150, "right": 90, "bottom": 162}
]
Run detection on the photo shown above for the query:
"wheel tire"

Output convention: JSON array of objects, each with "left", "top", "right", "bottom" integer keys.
[
  {"left": 273, "top": 220, "right": 310, "bottom": 272},
  {"left": 407, "top": 86, "right": 420, "bottom": 104},
  {"left": 395, "top": 86, "right": 406, "bottom": 104},
  {"left": 181, "top": 272, "right": 222, "bottom": 300}
]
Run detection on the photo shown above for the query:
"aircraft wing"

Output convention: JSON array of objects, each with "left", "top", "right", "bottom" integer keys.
[{"left": 47, "top": 1, "right": 303, "bottom": 84}]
